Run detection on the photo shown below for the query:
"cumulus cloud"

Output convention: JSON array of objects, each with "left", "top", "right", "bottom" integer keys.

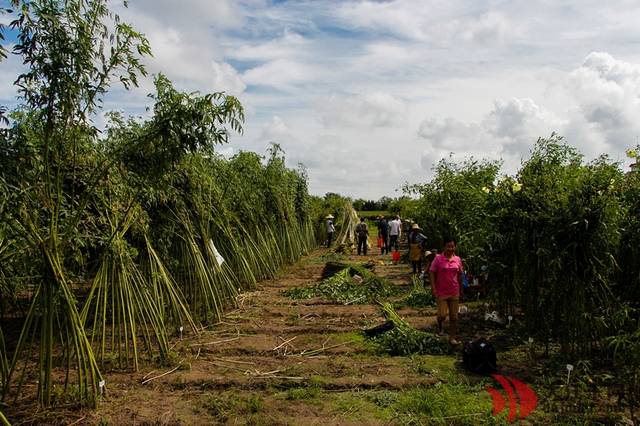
[
  {"left": 418, "top": 97, "right": 563, "bottom": 173},
  {"left": 211, "top": 61, "right": 246, "bottom": 95},
  {"left": 260, "top": 116, "right": 291, "bottom": 142},
  {"left": 121, "top": 0, "right": 243, "bottom": 30},
  {"left": 335, "top": 1, "right": 520, "bottom": 46},
  {"left": 484, "top": 98, "right": 564, "bottom": 154},
  {"left": 321, "top": 92, "right": 407, "bottom": 129},
  {"left": 6, "top": 0, "right": 640, "bottom": 199},
  {"left": 242, "top": 59, "right": 319, "bottom": 91},
  {"left": 418, "top": 117, "right": 497, "bottom": 170},
  {"left": 228, "top": 30, "right": 309, "bottom": 62},
  {"left": 288, "top": 131, "right": 414, "bottom": 199},
  {"left": 111, "top": 0, "right": 246, "bottom": 97},
  {"left": 460, "top": 12, "right": 515, "bottom": 45},
  {"left": 565, "top": 52, "right": 640, "bottom": 153},
  {"left": 0, "top": 50, "right": 23, "bottom": 102},
  {"left": 0, "top": 14, "right": 11, "bottom": 26}
]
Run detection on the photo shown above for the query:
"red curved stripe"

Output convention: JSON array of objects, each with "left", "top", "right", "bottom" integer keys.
[
  {"left": 508, "top": 376, "right": 538, "bottom": 418},
  {"left": 491, "top": 374, "right": 517, "bottom": 422},
  {"left": 486, "top": 387, "right": 506, "bottom": 416}
]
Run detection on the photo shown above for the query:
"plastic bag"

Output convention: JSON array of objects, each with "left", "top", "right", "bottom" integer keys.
[{"left": 461, "top": 271, "right": 469, "bottom": 289}]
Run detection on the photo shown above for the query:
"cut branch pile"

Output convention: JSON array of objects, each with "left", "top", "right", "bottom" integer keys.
[
  {"left": 369, "top": 302, "right": 449, "bottom": 355},
  {"left": 283, "top": 263, "right": 395, "bottom": 304}
]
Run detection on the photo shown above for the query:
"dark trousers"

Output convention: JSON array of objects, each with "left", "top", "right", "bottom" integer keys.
[
  {"left": 389, "top": 235, "right": 399, "bottom": 251},
  {"left": 357, "top": 235, "right": 368, "bottom": 255},
  {"left": 380, "top": 234, "right": 389, "bottom": 254},
  {"left": 327, "top": 232, "right": 334, "bottom": 248},
  {"left": 412, "top": 260, "right": 422, "bottom": 274}
]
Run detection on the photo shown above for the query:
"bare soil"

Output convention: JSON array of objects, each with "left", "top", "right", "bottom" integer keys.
[
  {"left": 8, "top": 248, "right": 631, "bottom": 425},
  {"left": 6, "top": 248, "right": 448, "bottom": 425}
]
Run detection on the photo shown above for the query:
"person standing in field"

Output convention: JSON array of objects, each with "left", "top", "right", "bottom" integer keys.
[
  {"left": 408, "top": 224, "right": 427, "bottom": 275},
  {"left": 326, "top": 215, "right": 336, "bottom": 248},
  {"left": 388, "top": 215, "right": 401, "bottom": 252},
  {"left": 355, "top": 217, "right": 369, "bottom": 255},
  {"left": 377, "top": 215, "right": 389, "bottom": 255},
  {"left": 429, "top": 237, "right": 463, "bottom": 345},
  {"left": 402, "top": 219, "right": 413, "bottom": 247}
]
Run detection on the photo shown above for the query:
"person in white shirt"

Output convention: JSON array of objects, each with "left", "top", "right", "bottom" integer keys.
[{"left": 388, "top": 215, "right": 401, "bottom": 252}]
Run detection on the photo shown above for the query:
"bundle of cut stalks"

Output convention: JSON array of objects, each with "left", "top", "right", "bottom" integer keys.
[
  {"left": 284, "top": 262, "right": 394, "bottom": 304},
  {"left": 334, "top": 202, "right": 359, "bottom": 247},
  {"left": 369, "top": 302, "right": 449, "bottom": 355}
]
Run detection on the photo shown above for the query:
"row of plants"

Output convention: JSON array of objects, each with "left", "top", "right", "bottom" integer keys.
[
  {"left": 403, "top": 134, "right": 640, "bottom": 416},
  {"left": 0, "top": 0, "right": 316, "bottom": 412}
]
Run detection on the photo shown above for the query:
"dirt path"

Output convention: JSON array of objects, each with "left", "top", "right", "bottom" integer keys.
[{"left": 80, "top": 248, "right": 490, "bottom": 425}]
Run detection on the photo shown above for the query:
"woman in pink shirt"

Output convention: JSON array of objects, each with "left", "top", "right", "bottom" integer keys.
[{"left": 429, "top": 237, "right": 463, "bottom": 345}]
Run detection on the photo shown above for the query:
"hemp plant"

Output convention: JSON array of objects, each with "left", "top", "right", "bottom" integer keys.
[{"left": 0, "top": 0, "right": 150, "bottom": 407}]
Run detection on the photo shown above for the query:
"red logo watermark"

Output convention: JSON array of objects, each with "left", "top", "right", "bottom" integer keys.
[{"left": 486, "top": 374, "right": 538, "bottom": 422}]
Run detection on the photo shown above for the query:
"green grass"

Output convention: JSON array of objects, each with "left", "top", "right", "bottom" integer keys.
[
  {"left": 284, "top": 385, "right": 322, "bottom": 401},
  {"left": 356, "top": 210, "right": 392, "bottom": 219},
  {"left": 393, "top": 383, "right": 499, "bottom": 425},
  {"left": 199, "top": 393, "right": 264, "bottom": 420}
]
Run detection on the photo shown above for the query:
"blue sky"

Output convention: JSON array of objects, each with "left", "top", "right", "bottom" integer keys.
[{"left": 2, "top": 0, "right": 640, "bottom": 198}]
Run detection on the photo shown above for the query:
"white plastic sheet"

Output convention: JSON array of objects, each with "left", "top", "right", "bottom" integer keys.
[{"left": 208, "top": 239, "right": 225, "bottom": 267}]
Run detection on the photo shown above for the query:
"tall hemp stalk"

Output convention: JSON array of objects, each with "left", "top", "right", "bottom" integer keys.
[{"left": 0, "top": 0, "right": 150, "bottom": 406}]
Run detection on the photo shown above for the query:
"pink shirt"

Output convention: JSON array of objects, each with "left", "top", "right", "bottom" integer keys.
[{"left": 429, "top": 254, "right": 462, "bottom": 298}]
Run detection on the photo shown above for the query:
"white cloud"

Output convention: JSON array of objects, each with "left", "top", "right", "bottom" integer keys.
[
  {"left": 242, "top": 59, "right": 319, "bottom": 91},
  {"left": 217, "top": 146, "right": 235, "bottom": 159},
  {"left": 417, "top": 117, "right": 498, "bottom": 170},
  {"left": 321, "top": 92, "right": 408, "bottom": 129},
  {"left": 335, "top": 1, "right": 520, "bottom": 47},
  {"left": 484, "top": 98, "right": 564, "bottom": 154},
  {"left": 122, "top": 0, "right": 243, "bottom": 30},
  {"left": 418, "top": 97, "right": 563, "bottom": 173},
  {"left": 6, "top": 1, "right": 640, "bottom": 199},
  {"left": 228, "top": 30, "right": 309, "bottom": 62},
  {"left": 0, "top": 50, "right": 23, "bottom": 102},
  {"left": 460, "top": 12, "right": 515, "bottom": 45},
  {"left": 211, "top": 61, "right": 246, "bottom": 95},
  {"left": 335, "top": 0, "right": 438, "bottom": 41},
  {"left": 565, "top": 52, "right": 640, "bottom": 153},
  {"left": 0, "top": 14, "right": 11, "bottom": 27},
  {"left": 260, "top": 115, "right": 291, "bottom": 142}
]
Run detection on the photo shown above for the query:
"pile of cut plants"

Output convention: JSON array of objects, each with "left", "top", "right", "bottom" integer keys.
[
  {"left": 395, "top": 274, "right": 434, "bottom": 309},
  {"left": 367, "top": 302, "right": 450, "bottom": 355},
  {"left": 283, "top": 262, "right": 395, "bottom": 304}
]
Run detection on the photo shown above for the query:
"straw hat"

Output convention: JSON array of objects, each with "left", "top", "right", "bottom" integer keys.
[
  {"left": 326, "top": 214, "right": 334, "bottom": 219},
  {"left": 411, "top": 223, "right": 421, "bottom": 230}
]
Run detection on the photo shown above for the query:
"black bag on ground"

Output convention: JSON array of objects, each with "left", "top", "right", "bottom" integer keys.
[{"left": 462, "top": 338, "right": 497, "bottom": 375}]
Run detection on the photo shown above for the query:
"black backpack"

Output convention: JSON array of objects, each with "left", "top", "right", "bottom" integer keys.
[{"left": 463, "top": 338, "right": 497, "bottom": 375}]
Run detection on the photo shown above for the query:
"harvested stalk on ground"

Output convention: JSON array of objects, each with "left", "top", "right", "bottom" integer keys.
[{"left": 369, "top": 302, "right": 450, "bottom": 355}]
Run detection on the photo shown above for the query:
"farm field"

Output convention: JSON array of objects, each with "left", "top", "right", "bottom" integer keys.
[
  {"left": 7, "top": 248, "right": 630, "bottom": 425},
  {"left": 2, "top": 2, "right": 639, "bottom": 424}
]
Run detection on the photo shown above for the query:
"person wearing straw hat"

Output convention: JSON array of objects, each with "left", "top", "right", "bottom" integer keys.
[
  {"left": 325, "top": 214, "right": 336, "bottom": 248},
  {"left": 408, "top": 223, "right": 427, "bottom": 274}
]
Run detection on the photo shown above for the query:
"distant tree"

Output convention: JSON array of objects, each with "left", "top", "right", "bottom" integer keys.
[{"left": 377, "top": 196, "right": 392, "bottom": 210}]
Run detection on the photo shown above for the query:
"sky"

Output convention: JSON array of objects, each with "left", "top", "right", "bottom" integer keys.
[{"left": 2, "top": 0, "right": 640, "bottom": 199}]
